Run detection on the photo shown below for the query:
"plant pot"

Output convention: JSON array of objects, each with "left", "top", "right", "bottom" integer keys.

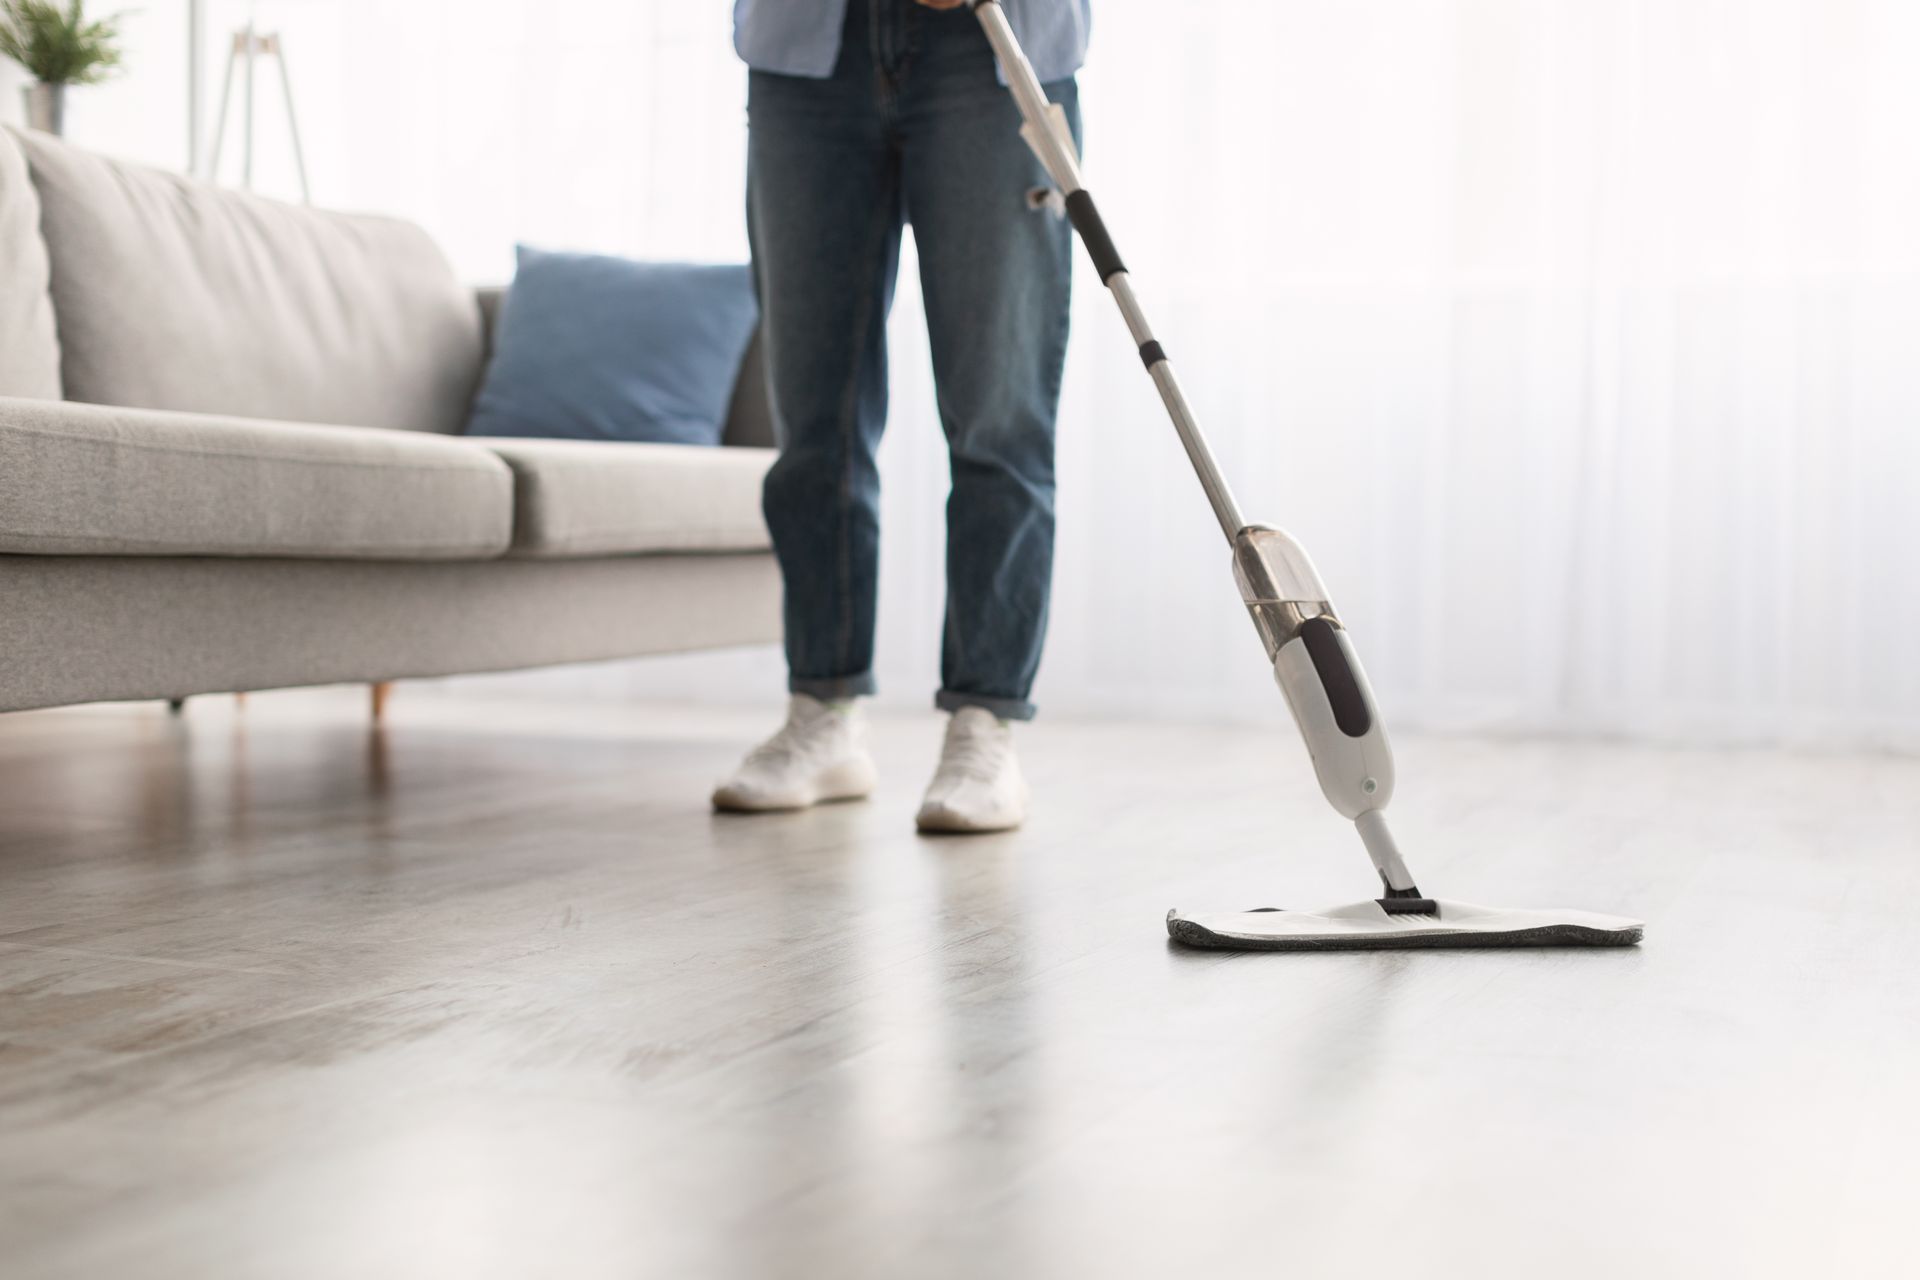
[{"left": 23, "top": 82, "right": 66, "bottom": 136}]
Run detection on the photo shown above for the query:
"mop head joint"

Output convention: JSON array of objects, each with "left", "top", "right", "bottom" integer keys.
[{"left": 1378, "top": 888, "right": 1439, "bottom": 915}]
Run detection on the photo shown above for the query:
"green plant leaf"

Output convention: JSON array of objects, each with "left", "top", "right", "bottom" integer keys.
[{"left": 0, "top": 0, "right": 127, "bottom": 86}]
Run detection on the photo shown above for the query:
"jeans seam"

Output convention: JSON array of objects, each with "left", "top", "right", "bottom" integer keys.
[
  {"left": 871, "top": 0, "right": 905, "bottom": 114},
  {"left": 832, "top": 161, "right": 895, "bottom": 682}
]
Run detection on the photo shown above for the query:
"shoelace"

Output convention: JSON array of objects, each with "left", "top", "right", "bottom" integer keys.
[
  {"left": 938, "top": 720, "right": 1008, "bottom": 781},
  {"left": 744, "top": 714, "right": 836, "bottom": 770}
]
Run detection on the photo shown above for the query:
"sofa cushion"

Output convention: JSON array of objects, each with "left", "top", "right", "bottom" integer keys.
[
  {"left": 0, "top": 128, "right": 61, "bottom": 399},
  {"left": 472, "top": 282, "right": 775, "bottom": 449},
  {"left": 11, "top": 129, "right": 482, "bottom": 433},
  {"left": 475, "top": 438, "right": 774, "bottom": 558},
  {"left": 0, "top": 397, "right": 513, "bottom": 559},
  {"left": 464, "top": 248, "right": 759, "bottom": 447}
]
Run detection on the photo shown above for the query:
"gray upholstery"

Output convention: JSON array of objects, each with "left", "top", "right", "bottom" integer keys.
[
  {"left": 723, "top": 327, "right": 776, "bottom": 449},
  {"left": 14, "top": 129, "right": 483, "bottom": 433},
  {"left": 0, "top": 128, "right": 61, "bottom": 399},
  {"left": 0, "top": 554, "right": 781, "bottom": 712},
  {"left": 476, "top": 285, "right": 506, "bottom": 361},
  {"left": 0, "top": 396, "right": 513, "bottom": 559},
  {"left": 475, "top": 437, "right": 774, "bottom": 558}
]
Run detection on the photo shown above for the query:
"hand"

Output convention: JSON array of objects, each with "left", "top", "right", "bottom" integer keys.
[{"left": 916, "top": 0, "right": 968, "bottom": 9}]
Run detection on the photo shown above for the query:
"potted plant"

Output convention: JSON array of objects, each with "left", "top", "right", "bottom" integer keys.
[{"left": 0, "top": 0, "right": 126, "bottom": 137}]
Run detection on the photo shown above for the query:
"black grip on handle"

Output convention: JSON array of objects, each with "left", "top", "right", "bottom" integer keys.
[
  {"left": 1299, "top": 617, "right": 1373, "bottom": 738},
  {"left": 1064, "top": 190, "right": 1126, "bottom": 284}
]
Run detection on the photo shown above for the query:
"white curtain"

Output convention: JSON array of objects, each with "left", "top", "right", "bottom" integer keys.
[
  {"left": 1036, "top": 0, "right": 1920, "bottom": 749},
  {"left": 201, "top": 0, "right": 1920, "bottom": 749}
]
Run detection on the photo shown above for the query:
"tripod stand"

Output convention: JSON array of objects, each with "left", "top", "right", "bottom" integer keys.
[{"left": 200, "top": 22, "right": 311, "bottom": 203}]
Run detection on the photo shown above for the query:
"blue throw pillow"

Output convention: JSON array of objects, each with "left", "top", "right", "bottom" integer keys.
[{"left": 464, "top": 246, "right": 758, "bottom": 446}]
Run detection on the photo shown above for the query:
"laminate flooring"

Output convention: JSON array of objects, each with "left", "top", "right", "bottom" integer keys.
[{"left": 1, "top": 691, "right": 1914, "bottom": 1279}]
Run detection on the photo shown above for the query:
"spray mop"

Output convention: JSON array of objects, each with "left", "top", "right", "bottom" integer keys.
[{"left": 968, "top": 1, "right": 1641, "bottom": 950}]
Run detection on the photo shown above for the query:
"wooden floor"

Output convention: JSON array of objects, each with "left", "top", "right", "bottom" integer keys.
[{"left": 1, "top": 691, "right": 1915, "bottom": 1280}]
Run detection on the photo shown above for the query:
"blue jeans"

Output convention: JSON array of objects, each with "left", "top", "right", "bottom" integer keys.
[{"left": 747, "top": 0, "right": 1079, "bottom": 722}]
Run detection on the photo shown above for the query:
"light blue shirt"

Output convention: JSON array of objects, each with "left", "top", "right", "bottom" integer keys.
[{"left": 734, "top": 0, "right": 1091, "bottom": 83}]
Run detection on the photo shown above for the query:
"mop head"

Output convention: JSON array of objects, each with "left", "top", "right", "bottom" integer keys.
[{"left": 1166, "top": 900, "right": 1643, "bottom": 951}]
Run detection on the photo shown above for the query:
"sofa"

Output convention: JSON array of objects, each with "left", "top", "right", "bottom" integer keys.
[{"left": 0, "top": 125, "right": 781, "bottom": 715}]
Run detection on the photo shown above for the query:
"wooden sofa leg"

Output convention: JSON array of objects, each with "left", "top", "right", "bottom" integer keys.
[{"left": 371, "top": 681, "right": 393, "bottom": 724}]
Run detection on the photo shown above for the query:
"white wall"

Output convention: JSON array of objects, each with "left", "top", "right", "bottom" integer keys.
[
  {"left": 8, "top": 2, "right": 1920, "bottom": 749},
  {"left": 3, "top": 2, "right": 747, "bottom": 270},
  {"left": 183, "top": 0, "right": 751, "bottom": 277}
]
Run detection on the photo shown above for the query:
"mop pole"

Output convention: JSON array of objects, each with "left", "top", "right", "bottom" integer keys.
[{"left": 967, "top": 0, "right": 1430, "bottom": 906}]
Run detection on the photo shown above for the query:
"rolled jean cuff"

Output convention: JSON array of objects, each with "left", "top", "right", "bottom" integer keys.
[
  {"left": 790, "top": 672, "right": 876, "bottom": 702},
  {"left": 936, "top": 689, "right": 1036, "bottom": 722}
]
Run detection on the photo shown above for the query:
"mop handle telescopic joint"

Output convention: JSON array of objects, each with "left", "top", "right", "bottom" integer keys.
[{"left": 967, "top": 0, "right": 1245, "bottom": 544}]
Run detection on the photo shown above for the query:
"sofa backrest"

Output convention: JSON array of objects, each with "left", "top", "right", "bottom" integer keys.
[
  {"left": 0, "top": 128, "right": 62, "bottom": 400},
  {"left": 11, "top": 128, "right": 483, "bottom": 434}
]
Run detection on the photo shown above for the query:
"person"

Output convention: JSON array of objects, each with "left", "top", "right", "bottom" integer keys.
[{"left": 715, "top": 0, "right": 1091, "bottom": 832}]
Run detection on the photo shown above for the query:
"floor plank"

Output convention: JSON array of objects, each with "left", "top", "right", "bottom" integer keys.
[{"left": 1, "top": 691, "right": 1915, "bottom": 1279}]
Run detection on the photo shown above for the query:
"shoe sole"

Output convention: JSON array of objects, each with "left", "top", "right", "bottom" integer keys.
[
  {"left": 711, "top": 756, "right": 877, "bottom": 814},
  {"left": 914, "top": 807, "right": 1025, "bottom": 834},
  {"left": 914, "top": 779, "right": 1029, "bottom": 834}
]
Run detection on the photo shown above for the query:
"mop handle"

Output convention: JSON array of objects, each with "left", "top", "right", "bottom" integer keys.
[{"left": 968, "top": 0, "right": 1247, "bottom": 543}]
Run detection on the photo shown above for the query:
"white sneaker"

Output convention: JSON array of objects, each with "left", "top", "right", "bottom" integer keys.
[
  {"left": 712, "top": 695, "right": 878, "bottom": 812},
  {"left": 915, "top": 706, "right": 1028, "bottom": 833}
]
